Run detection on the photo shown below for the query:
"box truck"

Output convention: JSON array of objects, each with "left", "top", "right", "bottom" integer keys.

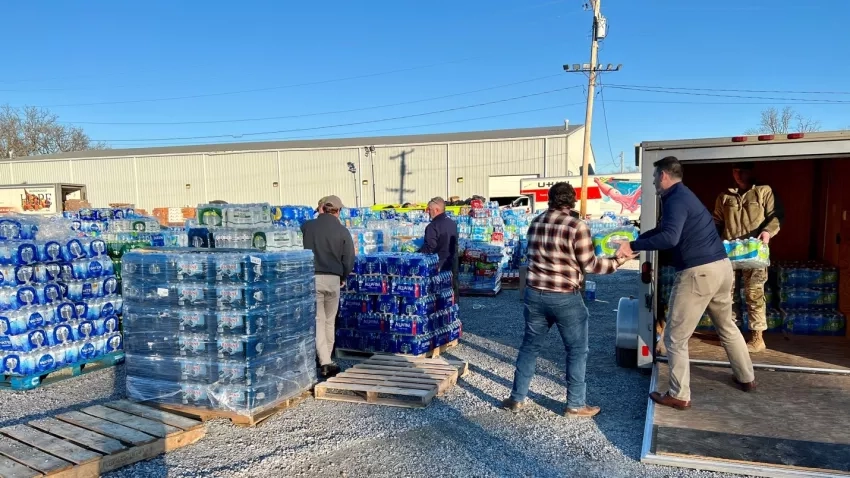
[{"left": 615, "top": 131, "right": 850, "bottom": 476}]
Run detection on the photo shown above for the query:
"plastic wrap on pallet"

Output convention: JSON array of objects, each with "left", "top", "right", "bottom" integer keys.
[
  {"left": 336, "top": 252, "right": 461, "bottom": 356},
  {"left": 0, "top": 219, "right": 124, "bottom": 378},
  {"left": 121, "top": 248, "right": 316, "bottom": 416}
]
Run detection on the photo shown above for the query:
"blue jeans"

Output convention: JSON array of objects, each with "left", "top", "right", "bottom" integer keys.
[{"left": 510, "top": 287, "right": 589, "bottom": 409}]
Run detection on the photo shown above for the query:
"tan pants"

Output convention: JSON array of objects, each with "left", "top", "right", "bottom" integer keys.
[
  {"left": 315, "top": 274, "right": 341, "bottom": 366},
  {"left": 666, "top": 259, "right": 754, "bottom": 401}
]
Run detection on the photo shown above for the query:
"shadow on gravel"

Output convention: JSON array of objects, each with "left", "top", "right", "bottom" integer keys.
[
  {"left": 451, "top": 340, "right": 566, "bottom": 385},
  {"left": 456, "top": 269, "right": 652, "bottom": 462},
  {"left": 454, "top": 362, "right": 565, "bottom": 415},
  {"left": 0, "top": 365, "right": 128, "bottom": 428}
]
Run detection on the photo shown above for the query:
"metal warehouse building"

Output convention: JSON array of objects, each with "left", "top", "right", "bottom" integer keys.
[{"left": 2, "top": 123, "right": 593, "bottom": 210}]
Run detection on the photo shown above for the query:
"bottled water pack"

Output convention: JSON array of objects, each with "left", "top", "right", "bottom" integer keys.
[{"left": 121, "top": 248, "right": 316, "bottom": 414}]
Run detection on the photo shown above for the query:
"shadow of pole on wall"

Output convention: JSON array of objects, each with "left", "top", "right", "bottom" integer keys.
[{"left": 386, "top": 149, "right": 416, "bottom": 204}]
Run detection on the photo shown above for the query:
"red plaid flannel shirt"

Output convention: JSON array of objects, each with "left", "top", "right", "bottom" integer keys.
[{"left": 526, "top": 209, "right": 619, "bottom": 292}]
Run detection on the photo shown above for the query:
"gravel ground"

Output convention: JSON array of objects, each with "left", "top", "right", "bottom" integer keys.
[{"left": 0, "top": 263, "right": 742, "bottom": 478}]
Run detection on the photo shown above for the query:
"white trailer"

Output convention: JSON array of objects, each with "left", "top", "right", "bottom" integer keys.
[{"left": 615, "top": 131, "right": 850, "bottom": 477}]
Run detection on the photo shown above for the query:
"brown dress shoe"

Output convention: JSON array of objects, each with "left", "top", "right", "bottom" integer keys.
[
  {"left": 649, "top": 391, "right": 691, "bottom": 410},
  {"left": 565, "top": 405, "right": 601, "bottom": 418},
  {"left": 733, "top": 377, "right": 756, "bottom": 392}
]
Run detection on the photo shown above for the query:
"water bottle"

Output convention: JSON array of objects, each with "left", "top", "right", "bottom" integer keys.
[{"left": 585, "top": 280, "right": 597, "bottom": 301}]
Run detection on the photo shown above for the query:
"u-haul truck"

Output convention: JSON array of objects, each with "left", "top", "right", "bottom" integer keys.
[
  {"left": 515, "top": 173, "right": 641, "bottom": 221},
  {"left": 615, "top": 130, "right": 850, "bottom": 477}
]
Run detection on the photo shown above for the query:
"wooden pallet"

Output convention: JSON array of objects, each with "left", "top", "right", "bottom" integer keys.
[
  {"left": 314, "top": 354, "right": 467, "bottom": 408},
  {"left": 1, "top": 353, "right": 125, "bottom": 392},
  {"left": 335, "top": 338, "right": 460, "bottom": 361},
  {"left": 144, "top": 389, "right": 312, "bottom": 427},
  {"left": 0, "top": 399, "right": 204, "bottom": 478}
]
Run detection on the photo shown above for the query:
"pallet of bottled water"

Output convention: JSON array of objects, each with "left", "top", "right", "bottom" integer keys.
[
  {"left": 196, "top": 203, "right": 272, "bottom": 229},
  {"left": 336, "top": 252, "right": 461, "bottom": 358},
  {"left": 0, "top": 215, "right": 124, "bottom": 390},
  {"left": 121, "top": 248, "right": 316, "bottom": 417},
  {"left": 271, "top": 205, "right": 315, "bottom": 227}
]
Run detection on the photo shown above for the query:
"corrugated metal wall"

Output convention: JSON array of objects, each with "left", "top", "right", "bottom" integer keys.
[
  {"left": 10, "top": 161, "right": 73, "bottom": 184},
  {"left": 0, "top": 131, "right": 587, "bottom": 210},
  {"left": 449, "top": 138, "right": 545, "bottom": 199},
  {"left": 371, "top": 145, "right": 447, "bottom": 205},
  {"left": 135, "top": 155, "right": 207, "bottom": 209},
  {"left": 206, "top": 151, "right": 279, "bottom": 204},
  {"left": 279, "top": 148, "right": 360, "bottom": 207},
  {"left": 71, "top": 157, "right": 137, "bottom": 206}
]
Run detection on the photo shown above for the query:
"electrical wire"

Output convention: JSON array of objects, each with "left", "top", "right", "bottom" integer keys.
[
  {"left": 606, "top": 83, "right": 850, "bottom": 96},
  {"left": 603, "top": 85, "right": 850, "bottom": 104},
  {"left": 597, "top": 83, "right": 617, "bottom": 170},
  {"left": 107, "top": 101, "right": 586, "bottom": 147},
  {"left": 64, "top": 74, "right": 565, "bottom": 126},
  {"left": 93, "top": 86, "right": 581, "bottom": 143}
]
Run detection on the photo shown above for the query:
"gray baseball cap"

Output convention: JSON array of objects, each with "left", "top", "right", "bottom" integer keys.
[{"left": 319, "top": 195, "right": 344, "bottom": 209}]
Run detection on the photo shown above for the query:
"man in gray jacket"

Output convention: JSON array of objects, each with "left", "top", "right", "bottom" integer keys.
[{"left": 301, "top": 195, "right": 355, "bottom": 378}]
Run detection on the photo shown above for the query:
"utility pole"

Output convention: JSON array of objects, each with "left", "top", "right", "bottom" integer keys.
[
  {"left": 563, "top": 0, "right": 620, "bottom": 218},
  {"left": 619, "top": 151, "right": 624, "bottom": 173}
]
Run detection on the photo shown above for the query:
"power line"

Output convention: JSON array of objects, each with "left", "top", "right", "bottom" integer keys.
[
  {"left": 27, "top": 58, "right": 493, "bottom": 109},
  {"left": 604, "top": 85, "right": 850, "bottom": 104},
  {"left": 603, "top": 99, "right": 850, "bottom": 106},
  {"left": 109, "top": 101, "right": 587, "bottom": 147},
  {"left": 63, "top": 74, "right": 565, "bottom": 126},
  {"left": 606, "top": 83, "right": 850, "bottom": 96},
  {"left": 7, "top": 0, "right": 574, "bottom": 99},
  {"left": 598, "top": 84, "right": 617, "bottom": 170},
  {"left": 94, "top": 86, "right": 581, "bottom": 143}
]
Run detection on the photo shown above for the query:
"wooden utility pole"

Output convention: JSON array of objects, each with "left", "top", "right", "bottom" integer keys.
[
  {"left": 619, "top": 151, "right": 625, "bottom": 173},
  {"left": 564, "top": 0, "right": 620, "bottom": 217}
]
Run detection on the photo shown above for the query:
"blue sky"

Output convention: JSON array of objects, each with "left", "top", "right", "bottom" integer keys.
[{"left": 3, "top": 0, "right": 849, "bottom": 173}]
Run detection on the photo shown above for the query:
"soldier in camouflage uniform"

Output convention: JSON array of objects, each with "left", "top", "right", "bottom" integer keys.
[{"left": 713, "top": 162, "right": 783, "bottom": 353}]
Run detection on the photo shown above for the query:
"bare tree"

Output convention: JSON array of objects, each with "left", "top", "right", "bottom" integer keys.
[
  {"left": 0, "top": 105, "right": 108, "bottom": 159},
  {"left": 745, "top": 106, "right": 821, "bottom": 135}
]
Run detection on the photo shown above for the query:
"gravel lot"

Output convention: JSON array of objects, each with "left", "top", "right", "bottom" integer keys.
[{"left": 1, "top": 263, "right": 741, "bottom": 478}]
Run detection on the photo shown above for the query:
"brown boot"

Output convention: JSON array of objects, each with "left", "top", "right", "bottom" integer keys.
[{"left": 747, "top": 330, "right": 766, "bottom": 353}]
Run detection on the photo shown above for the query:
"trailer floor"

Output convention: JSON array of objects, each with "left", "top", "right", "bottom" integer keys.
[
  {"left": 685, "top": 332, "right": 850, "bottom": 372},
  {"left": 647, "top": 362, "right": 850, "bottom": 476}
]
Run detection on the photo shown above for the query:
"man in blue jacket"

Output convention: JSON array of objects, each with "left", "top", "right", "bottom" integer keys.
[
  {"left": 420, "top": 197, "right": 459, "bottom": 295},
  {"left": 616, "top": 156, "right": 755, "bottom": 411}
]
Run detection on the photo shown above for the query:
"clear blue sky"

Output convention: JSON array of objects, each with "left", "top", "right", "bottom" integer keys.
[{"left": 4, "top": 0, "right": 849, "bottom": 173}]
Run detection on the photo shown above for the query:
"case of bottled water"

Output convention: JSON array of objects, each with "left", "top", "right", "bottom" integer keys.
[
  {"left": 0, "top": 217, "right": 124, "bottom": 379},
  {"left": 122, "top": 248, "right": 316, "bottom": 415},
  {"left": 724, "top": 238, "right": 770, "bottom": 269},
  {"left": 335, "top": 252, "right": 461, "bottom": 356}
]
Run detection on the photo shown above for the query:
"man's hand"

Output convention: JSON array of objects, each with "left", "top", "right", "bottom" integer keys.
[
  {"left": 615, "top": 240, "right": 635, "bottom": 259},
  {"left": 758, "top": 231, "right": 771, "bottom": 245}
]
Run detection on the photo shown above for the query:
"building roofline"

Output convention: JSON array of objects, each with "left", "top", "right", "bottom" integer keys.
[{"left": 11, "top": 124, "right": 583, "bottom": 162}]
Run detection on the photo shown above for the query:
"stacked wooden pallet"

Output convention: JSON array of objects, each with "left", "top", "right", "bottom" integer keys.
[
  {"left": 314, "top": 354, "right": 468, "bottom": 408},
  {"left": 335, "top": 338, "right": 460, "bottom": 361},
  {"left": 145, "top": 389, "right": 313, "bottom": 427},
  {"left": 0, "top": 400, "right": 204, "bottom": 478}
]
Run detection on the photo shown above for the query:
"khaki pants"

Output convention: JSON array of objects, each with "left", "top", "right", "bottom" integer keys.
[
  {"left": 315, "top": 274, "right": 341, "bottom": 366},
  {"left": 666, "top": 259, "right": 754, "bottom": 401},
  {"left": 731, "top": 268, "right": 768, "bottom": 331}
]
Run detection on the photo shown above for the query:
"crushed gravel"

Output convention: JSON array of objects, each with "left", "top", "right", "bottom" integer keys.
[{"left": 0, "top": 262, "right": 744, "bottom": 478}]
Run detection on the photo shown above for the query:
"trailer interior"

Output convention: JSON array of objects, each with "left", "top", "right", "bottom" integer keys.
[{"left": 644, "top": 152, "right": 850, "bottom": 476}]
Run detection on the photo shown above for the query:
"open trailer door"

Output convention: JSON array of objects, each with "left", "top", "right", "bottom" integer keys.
[{"left": 635, "top": 132, "right": 850, "bottom": 477}]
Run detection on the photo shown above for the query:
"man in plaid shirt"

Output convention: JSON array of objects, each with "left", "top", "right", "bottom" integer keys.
[{"left": 502, "top": 182, "right": 631, "bottom": 417}]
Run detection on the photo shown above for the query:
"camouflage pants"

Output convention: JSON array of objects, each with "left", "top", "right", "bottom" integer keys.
[{"left": 731, "top": 268, "right": 768, "bottom": 331}]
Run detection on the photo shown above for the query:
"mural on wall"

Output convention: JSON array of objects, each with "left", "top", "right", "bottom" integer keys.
[{"left": 594, "top": 177, "right": 641, "bottom": 214}]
